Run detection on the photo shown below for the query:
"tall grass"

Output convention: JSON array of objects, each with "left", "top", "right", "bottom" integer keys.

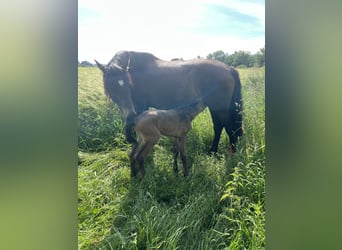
[
  {"left": 78, "top": 67, "right": 265, "bottom": 249},
  {"left": 78, "top": 67, "right": 126, "bottom": 152}
]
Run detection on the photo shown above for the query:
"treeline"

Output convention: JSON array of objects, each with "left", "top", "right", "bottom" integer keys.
[
  {"left": 78, "top": 60, "right": 95, "bottom": 67},
  {"left": 78, "top": 47, "right": 265, "bottom": 68},
  {"left": 207, "top": 47, "right": 265, "bottom": 67}
]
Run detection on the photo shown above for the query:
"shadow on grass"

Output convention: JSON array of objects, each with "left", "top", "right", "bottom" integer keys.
[{"left": 86, "top": 150, "right": 238, "bottom": 250}]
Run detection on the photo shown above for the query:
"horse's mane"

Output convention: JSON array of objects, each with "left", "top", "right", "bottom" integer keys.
[{"left": 107, "top": 51, "right": 160, "bottom": 71}]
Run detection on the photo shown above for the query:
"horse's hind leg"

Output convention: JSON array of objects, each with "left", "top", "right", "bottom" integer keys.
[
  {"left": 224, "top": 126, "right": 238, "bottom": 154},
  {"left": 209, "top": 109, "right": 224, "bottom": 153},
  {"left": 223, "top": 113, "right": 240, "bottom": 154},
  {"left": 226, "top": 98, "right": 243, "bottom": 153},
  {"left": 210, "top": 109, "right": 239, "bottom": 154}
]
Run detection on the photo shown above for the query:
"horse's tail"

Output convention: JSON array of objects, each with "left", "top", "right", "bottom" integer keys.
[{"left": 229, "top": 67, "right": 243, "bottom": 138}]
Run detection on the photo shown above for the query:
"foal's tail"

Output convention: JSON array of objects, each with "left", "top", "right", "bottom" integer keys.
[{"left": 229, "top": 67, "right": 243, "bottom": 138}]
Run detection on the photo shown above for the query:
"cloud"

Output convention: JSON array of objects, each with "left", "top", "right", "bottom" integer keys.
[
  {"left": 201, "top": 0, "right": 264, "bottom": 35},
  {"left": 78, "top": 0, "right": 264, "bottom": 62}
]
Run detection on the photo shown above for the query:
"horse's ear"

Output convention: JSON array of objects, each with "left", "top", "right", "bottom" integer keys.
[
  {"left": 126, "top": 57, "right": 131, "bottom": 71},
  {"left": 94, "top": 60, "right": 106, "bottom": 73}
]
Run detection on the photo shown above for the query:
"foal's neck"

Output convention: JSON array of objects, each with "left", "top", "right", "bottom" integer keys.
[{"left": 177, "top": 101, "right": 204, "bottom": 122}]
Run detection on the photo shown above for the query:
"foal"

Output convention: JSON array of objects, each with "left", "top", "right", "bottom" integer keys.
[{"left": 129, "top": 101, "right": 205, "bottom": 177}]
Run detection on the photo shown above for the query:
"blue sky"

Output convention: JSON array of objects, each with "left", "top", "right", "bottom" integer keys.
[{"left": 78, "top": 0, "right": 264, "bottom": 63}]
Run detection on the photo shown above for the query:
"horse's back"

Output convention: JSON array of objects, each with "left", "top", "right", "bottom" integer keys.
[
  {"left": 124, "top": 51, "right": 239, "bottom": 114},
  {"left": 181, "top": 60, "right": 236, "bottom": 109}
]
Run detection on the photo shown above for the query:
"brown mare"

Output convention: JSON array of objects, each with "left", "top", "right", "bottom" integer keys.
[
  {"left": 129, "top": 101, "right": 205, "bottom": 177},
  {"left": 95, "top": 51, "right": 243, "bottom": 154}
]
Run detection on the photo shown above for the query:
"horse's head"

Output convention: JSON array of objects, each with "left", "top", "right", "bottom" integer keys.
[{"left": 95, "top": 60, "right": 136, "bottom": 121}]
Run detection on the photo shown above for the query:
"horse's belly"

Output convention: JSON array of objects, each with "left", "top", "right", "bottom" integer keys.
[{"left": 147, "top": 90, "right": 196, "bottom": 109}]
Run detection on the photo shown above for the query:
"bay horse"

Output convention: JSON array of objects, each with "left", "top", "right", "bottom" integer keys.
[
  {"left": 129, "top": 100, "right": 205, "bottom": 177},
  {"left": 95, "top": 51, "right": 243, "bottom": 153}
]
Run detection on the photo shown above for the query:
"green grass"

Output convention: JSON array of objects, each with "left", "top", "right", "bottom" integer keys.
[
  {"left": 78, "top": 67, "right": 126, "bottom": 152},
  {"left": 78, "top": 66, "right": 265, "bottom": 249}
]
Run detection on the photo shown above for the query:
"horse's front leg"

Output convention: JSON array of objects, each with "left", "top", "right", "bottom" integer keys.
[
  {"left": 125, "top": 113, "right": 137, "bottom": 144},
  {"left": 172, "top": 138, "right": 179, "bottom": 173},
  {"left": 129, "top": 143, "right": 139, "bottom": 177},
  {"left": 177, "top": 137, "right": 188, "bottom": 177}
]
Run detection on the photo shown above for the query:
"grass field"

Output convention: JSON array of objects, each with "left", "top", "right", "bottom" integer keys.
[{"left": 78, "top": 66, "right": 265, "bottom": 249}]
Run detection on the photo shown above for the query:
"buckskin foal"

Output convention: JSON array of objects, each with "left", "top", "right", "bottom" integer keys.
[{"left": 129, "top": 101, "right": 205, "bottom": 177}]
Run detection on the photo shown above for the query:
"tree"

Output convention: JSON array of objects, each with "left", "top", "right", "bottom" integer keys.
[
  {"left": 230, "top": 51, "right": 253, "bottom": 67},
  {"left": 253, "top": 47, "right": 265, "bottom": 67},
  {"left": 80, "top": 61, "right": 94, "bottom": 67},
  {"left": 207, "top": 50, "right": 226, "bottom": 63},
  {"left": 206, "top": 47, "right": 265, "bottom": 68}
]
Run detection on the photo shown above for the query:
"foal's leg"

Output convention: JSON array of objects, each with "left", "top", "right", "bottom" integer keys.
[
  {"left": 176, "top": 137, "right": 188, "bottom": 177},
  {"left": 135, "top": 142, "right": 148, "bottom": 177},
  {"left": 135, "top": 139, "right": 158, "bottom": 177}
]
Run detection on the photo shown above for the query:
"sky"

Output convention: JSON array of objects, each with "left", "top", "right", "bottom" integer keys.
[{"left": 78, "top": 0, "right": 264, "bottom": 63}]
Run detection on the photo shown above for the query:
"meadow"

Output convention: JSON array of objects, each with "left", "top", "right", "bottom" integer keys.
[{"left": 78, "top": 66, "right": 265, "bottom": 249}]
